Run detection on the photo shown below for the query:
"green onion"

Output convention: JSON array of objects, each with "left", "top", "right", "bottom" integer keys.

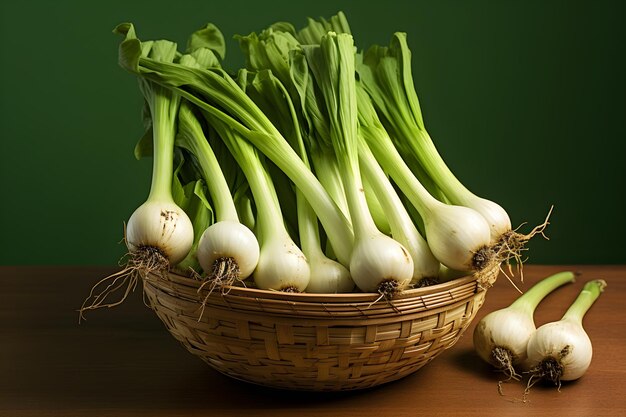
[
  {"left": 80, "top": 38, "right": 194, "bottom": 320},
  {"left": 303, "top": 32, "right": 413, "bottom": 296},
  {"left": 526, "top": 279, "right": 607, "bottom": 386},
  {"left": 242, "top": 69, "right": 353, "bottom": 293},
  {"left": 94, "top": 13, "right": 549, "bottom": 301},
  {"left": 356, "top": 81, "right": 496, "bottom": 285},
  {"left": 358, "top": 138, "right": 440, "bottom": 286},
  {"left": 473, "top": 271, "right": 576, "bottom": 378},
  {"left": 176, "top": 99, "right": 259, "bottom": 287},
  {"left": 124, "top": 40, "right": 194, "bottom": 268},
  {"left": 114, "top": 23, "right": 354, "bottom": 268},
  {"left": 358, "top": 32, "right": 548, "bottom": 268},
  {"left": 207, "top": 110, "right": 310, "bottom": 292}
]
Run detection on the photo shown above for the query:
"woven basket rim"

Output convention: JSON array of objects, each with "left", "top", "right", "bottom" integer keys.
[{"left": 163, "top": 270, "right": 478, "bottom": 304}]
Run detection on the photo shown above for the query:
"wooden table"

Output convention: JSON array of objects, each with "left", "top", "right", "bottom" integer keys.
[{"left": 1, "top": 265, "right": 624, "bottom": 416}]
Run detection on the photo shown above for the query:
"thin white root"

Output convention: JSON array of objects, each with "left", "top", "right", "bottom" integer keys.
[
  {"left": 78, "top": 246, "right": 169, "bottom": 323},
  {"left": 502, "top": 206, "right": 553, "bottom": 277}
]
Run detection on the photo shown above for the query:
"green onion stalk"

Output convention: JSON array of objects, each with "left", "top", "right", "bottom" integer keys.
[
  {"left": 526, "top": 279, "right": 607, "bottom": 388},
  {"left": 114, "top": 23, "right": 355, "bottom": 269},
  {"left": 357, "top": 138, "right": 440, "bottom": 286},
  {"left": 176, "top": 99, "right": 259, "bottom": 291},
  {"left": 207, "top": 113, "right": 310, "bottom": 292},
  {"left": 174, "top": 36, "right": 261, "bottom": 293},
  {"left": 356, "top": 82, "right": 498, "bottom": 287},
  {"left": 236, "top": 19, "right": 356, "bottom": 235},
  {"left": 80, "top": 39, "right": 194, "bottom": 321},
  {"left": 302, "top": 33, "right": 413, "bottom": 296},
  {"left": 358, "top": 32, "right": 550, "bottom": 274},
  {"left": 241, "top": 70, "right": 353, "bottom": 293}
]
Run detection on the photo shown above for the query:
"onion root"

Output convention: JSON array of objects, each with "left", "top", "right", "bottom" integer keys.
[{"left": 78, "top": 244, "right": 169, "bottom": 322}]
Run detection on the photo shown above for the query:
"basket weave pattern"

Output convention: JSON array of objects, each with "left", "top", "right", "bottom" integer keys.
[{"left": 143, "top": 273, "right": 486, "bottom": 391}]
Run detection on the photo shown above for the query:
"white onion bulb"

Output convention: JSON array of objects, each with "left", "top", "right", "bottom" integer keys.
[
  {"left": 424, "top": 204, "right": 492, "bottom": 272},
  {"left": 525, "top": 279, "right": 606, "bottom": 385},
  {"left": 526, "top": 319, "right": 593, "bottom": 382},
  {"left": 473, "top": 271, "right": 576, "bottom": 377},
  {"left": 305, "top": 255, "right": 354, "bottom": 293},
  {"left": 197, "top": 221, "right": 260, "bottom": 280},
  {"left": 461, "top": 196, "right": 512, "bottom": 244},
  {"left": 126, "top": 199, "right": 194, "bottom": 264},
  {"left": 253, "top": 236, "right": 310, "bottom": 292},
  {"left": 350, "top": 234, "right": 413, "bottom": 295}
]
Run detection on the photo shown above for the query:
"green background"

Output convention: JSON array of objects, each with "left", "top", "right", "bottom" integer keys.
[{"left": 1, "top": 0, "right": 624, "bottom": 266}]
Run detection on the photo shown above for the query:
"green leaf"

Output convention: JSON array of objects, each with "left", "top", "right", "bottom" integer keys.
[
  {"left": 171, "top": 151, "right": 215, "bottom": 234},
  {"left": 134, "top": 127, "right": 153, "bottom": 159},
  {"left": 297, "top": 11, "right": 351, "bottom": 45},
  {"left": 133, "top": 100, "right": 154, "bottom": 159},
  {"left": 113, "top": 23, "right": 143, "bottom": 74},
  {"left": 287, "top": 49, "right": 312, "bottom": 131},
  {"left": 150, "top": 39, "right": 178, "bottom": 62},
  {"left": 171, "top": 153, "right": 188, "bottom": 209},
  {"left": 245, "top": 70, "right": 297, "bottom": 143},
  {"left": 291, "top": 48, "right": 331, "bottom": 149},
  {"left": 359, "top": 33, "right": 424, "bottom": 135},
  {"left": 175, "top": 179, "right": 214, "bottom": 275},
  {"left": 304, "top": 33, "right": 358, "bottom": 165},
  {"left": 192, "top": 179, "right": 214, "bottom": 222},
  {"left": 187, "top": 23, "right": 226, "bottom": 60},
  {"left": 236, "top": 29, "right": 300, "bottom": 89},
  {"left": 234, "top": 189, "right": 256, "bottom": 233},
  {"left": 190, "top": 48, "right": 222, "bottom": 68},
  {"left": 392, "top": 33, "right": 425, "bottom": 130},
  {"left": 177, "top": 53, "right": 201, "bottom": 69}
]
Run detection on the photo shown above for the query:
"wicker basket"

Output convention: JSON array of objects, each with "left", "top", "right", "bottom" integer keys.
[{"left": 143, "top": 272, "right": 486, "bottom": 391}]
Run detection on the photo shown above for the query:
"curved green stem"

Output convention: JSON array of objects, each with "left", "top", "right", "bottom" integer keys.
[
  {"left": 510, "top": 271, "right": 576, "bottom": 314},
  {"left": 177, "top": 103, "right": 239, "bottom": 222},
  {"left": 562, "top": 279, "right": 607, "bottom": 325}
]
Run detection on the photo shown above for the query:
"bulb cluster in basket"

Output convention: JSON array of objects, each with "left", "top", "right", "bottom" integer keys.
[{"left": 80, "top": 12, "right": 551, "bottom": 320}]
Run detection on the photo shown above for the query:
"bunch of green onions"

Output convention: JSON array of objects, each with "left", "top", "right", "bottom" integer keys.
[{"left": 80, "top": 12, "right": 549, "bottom": 317}]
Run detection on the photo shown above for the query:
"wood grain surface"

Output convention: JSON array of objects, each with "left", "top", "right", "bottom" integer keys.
[{"left": 1, "top": 265, "right": 624, "bottom": 417}]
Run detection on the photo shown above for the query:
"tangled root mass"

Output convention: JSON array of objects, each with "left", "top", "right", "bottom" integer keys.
[
  {"left": 196, "top": 257, "right": 241, "bottom": 320},
  {"left": 79, "top": 245, "right": 169, "bottom": 322},
  {"left": 473, "top": 207, "right": 553, "bottom": 290}
]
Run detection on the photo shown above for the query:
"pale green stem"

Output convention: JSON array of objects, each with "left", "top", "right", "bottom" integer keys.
[
  {"left": 212, "top": 120, "right": 286, "bottom": 244},
  {"left": 358, "top": 138, "right": 416, "bottom": 244},
  {"left": 297, "top": 191, "right": 325, "bottom": 259},
  {"left": 178, "top": 106, "right": 239, "bottom": 222},
  {"left": 147, "top": 86, "right": 177, "bottom": 202},
  {"left": 403, "top": 126, "right": 476, "bottom": 206},
  {"left": 334, "top": 136, "right": 378, "bottom": 240},
  {"left": 182, "top": 88, "right": 354, "bottom": 265},
  {"left": 310, "top": 150, "right": 350, "bottom": 222},
  {"left": 361, "top": 124, "right": 439, "bottom": 219},
  {"left": 562, "top": 279, "right": 607, "bottom": 325},
  {"left": 510, "top": 271, "right": 576, "bottom": 314}
]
